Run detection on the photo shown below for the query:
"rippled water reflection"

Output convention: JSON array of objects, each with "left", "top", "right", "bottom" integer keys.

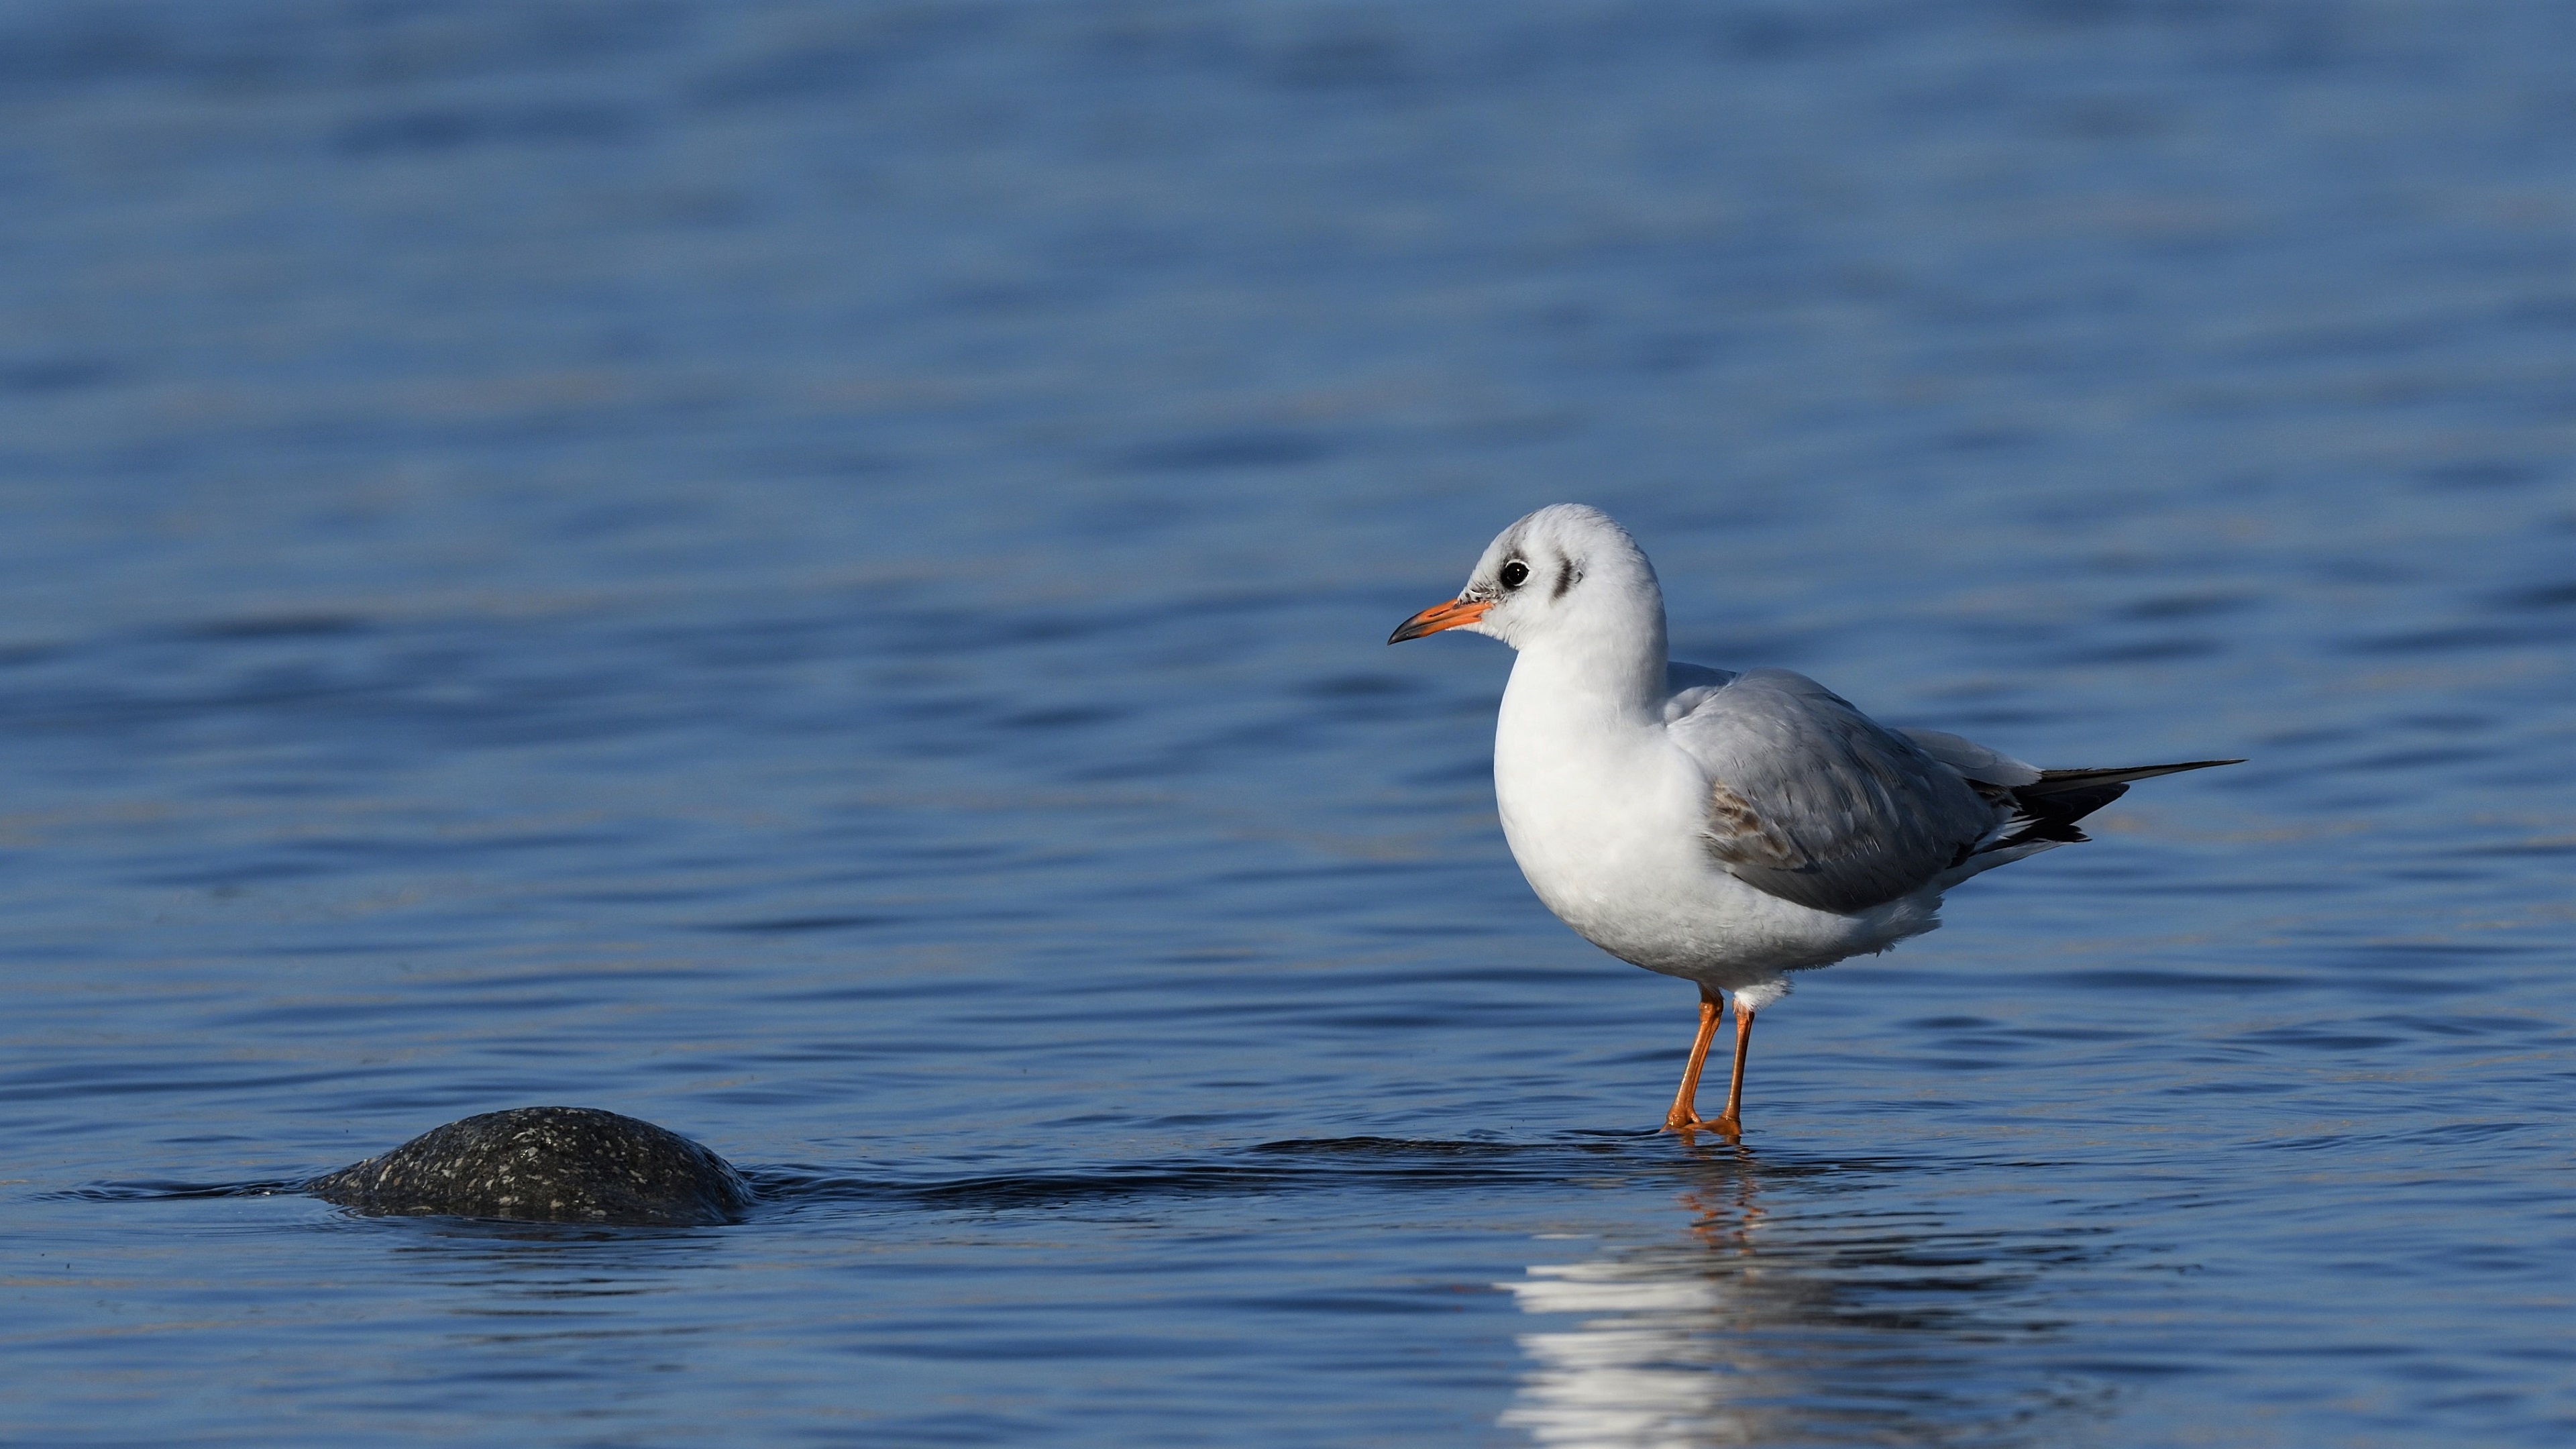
[
  {"left": 2, "top": 0, "right": 2569, "bottom": 1444},
  {"left": 1501, "top": 1162, "right": 2102, "bottom": 1449},
  {"left": 1501, "top": 1157, "right": 2169, "bottom": 1449}
]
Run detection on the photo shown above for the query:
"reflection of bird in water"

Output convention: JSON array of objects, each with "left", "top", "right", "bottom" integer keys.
[
  {"left": 1501, "top": 1155, "right": 1776, "bottom": 1448},
  {"left": 1503, "top": 1250, "right": 1762, "bottom": 1448},
  {"left": 1499, "top": 1151, "right": 2094, "bottom": 1448},
  {"left": 1390, "top": 505, "right": 2239, "bottom": 1135}
]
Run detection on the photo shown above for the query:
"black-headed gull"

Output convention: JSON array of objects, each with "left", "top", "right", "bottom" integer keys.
[{"left": 1389, "top": 504, "right": 2239, "bottom": 1136}]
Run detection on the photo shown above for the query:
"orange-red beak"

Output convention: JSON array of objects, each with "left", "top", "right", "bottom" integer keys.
[{"left": 1387, "top": 596, "right": 1492, "bottom": 644}]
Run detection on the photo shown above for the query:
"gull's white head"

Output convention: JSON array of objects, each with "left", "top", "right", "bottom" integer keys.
[{"left": 1388, "top": 504, "right": 1666, "bottom": 658}]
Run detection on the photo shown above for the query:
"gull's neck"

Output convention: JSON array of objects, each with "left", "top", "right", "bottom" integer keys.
[{"left": 1501, "top": 598, "right": 1671, "bottom": 729}]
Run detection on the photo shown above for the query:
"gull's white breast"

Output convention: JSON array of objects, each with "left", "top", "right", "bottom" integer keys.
[{"left": 1491, "top": 660, "right": 1941, "bottom": 990}]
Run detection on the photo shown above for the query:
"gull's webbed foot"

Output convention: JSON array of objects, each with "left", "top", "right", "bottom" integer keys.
[{"left": 1666, "top": 1112, "right": 1740, "bottom": 1138}]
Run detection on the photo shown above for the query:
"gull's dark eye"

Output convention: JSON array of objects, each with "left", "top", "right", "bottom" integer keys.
[{"left": 1499, "top": 559, "right": 1530, "bottom": 590}]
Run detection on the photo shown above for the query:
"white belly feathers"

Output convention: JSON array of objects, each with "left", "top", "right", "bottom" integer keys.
[{"left": 1491, "top": 686, "right": 1942, "bottom": 989}]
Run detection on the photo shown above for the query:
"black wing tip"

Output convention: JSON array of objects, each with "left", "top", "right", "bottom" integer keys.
[
  {"left": 2008, "top": 757, "right": 2241, "bottom": 831},
  {"left": 2033, "top": 758, "right": 2245, "bottom": 786}
]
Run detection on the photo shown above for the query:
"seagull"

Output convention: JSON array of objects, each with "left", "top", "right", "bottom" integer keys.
[{"left": 1389, "top": 504, "right": 2239, "bottom": 1136}]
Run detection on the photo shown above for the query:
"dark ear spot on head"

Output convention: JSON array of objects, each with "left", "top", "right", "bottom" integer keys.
[{"left": 1552, "top": 557, "right": 1579, "bottom": 600}]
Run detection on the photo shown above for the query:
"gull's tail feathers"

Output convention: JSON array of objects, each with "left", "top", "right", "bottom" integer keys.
[
  {"left": 2027, "top": 759, "right": 2248, "bottom": 791},
  {"left": 2000, "top": 758, "right": 2245, "bottom": 844}
]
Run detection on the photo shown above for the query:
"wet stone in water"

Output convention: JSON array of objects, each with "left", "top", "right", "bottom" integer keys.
[{"left": 307, "top": 1106, "right": 751, "bottom": 1226}]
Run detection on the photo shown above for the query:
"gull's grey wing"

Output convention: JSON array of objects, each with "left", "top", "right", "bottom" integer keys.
[
  {"left": 1661, "top": 660, "right": 1739, "bottom": 722},
  {"left": 1665, "top": 669, "right": 1997, "bottom": 914},
  {"left": 1893, "top": 727, "right": 2040, "bottom": 788}
]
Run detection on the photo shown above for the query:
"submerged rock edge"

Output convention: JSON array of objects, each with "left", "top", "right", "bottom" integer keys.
[{"left": 307, "top": 1106, "right": 754, "bottom": 1227}]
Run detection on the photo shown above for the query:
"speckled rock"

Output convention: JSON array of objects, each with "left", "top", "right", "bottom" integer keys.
[{"left": 308, "top": 1106, "right": 752, "bottom": 1226}]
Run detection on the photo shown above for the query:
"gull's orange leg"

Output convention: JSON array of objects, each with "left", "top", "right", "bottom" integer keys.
[
  {"left": 1711, "top": 996, "right": 1756, "bottom": 1136},
  {"left": 1663, "top": 987, "right": 1724, "bottom": 1132}
]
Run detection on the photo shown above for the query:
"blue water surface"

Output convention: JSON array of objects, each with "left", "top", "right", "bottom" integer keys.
[{"left": 1, "top": 1, "right": 2569, "bottom": 1445}]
